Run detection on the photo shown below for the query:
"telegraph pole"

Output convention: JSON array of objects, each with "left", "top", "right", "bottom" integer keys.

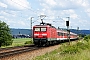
[
  {"left": 30, "top": 17, "right": 34, "bottom": 38},
  {"left": 66, "top": 17, "right": 70, "bottom": 45},
  {"left": 77, "top": 27, "right": 79, "bottom": 40},
  {"left": 77, "top": 27, "right": 79, "bottom": 34}
]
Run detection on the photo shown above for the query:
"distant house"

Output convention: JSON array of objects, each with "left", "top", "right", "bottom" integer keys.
[{"left": 12, "top": 34, "right": 31, "bottom": 38}]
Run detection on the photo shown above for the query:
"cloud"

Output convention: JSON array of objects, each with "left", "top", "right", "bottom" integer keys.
[
  {"left": 63, "top": 9, "right": 79, "bottom": 19},
  {"left": 40, "top": 0, "right": 90, "bottom": 11},
  {"left": 0, "top": 2, "right": 7, "bottom": 8},
  {"left": 0, "top": 0, "right": 90, "bottom": 29},
  {"left": 0, "top": 16, "right": 5, "bottom": 19},
  {"left": 44, "top": 0, "right": 56, "bottom": 6},
  {"left": 76, "top": 0, "right": 89, "bottom": 8},
  {"left": 0, "top": 11, "right": 9, "bottom": 16},
  {"left": 0, "top": 10, "right": 17, "bottom": 18},
  {"left": 0, "top": 0, "right": 31, "bottom": 10},
  {"left": 70, "top": 14, "right": 78, "bottom": 19},
  {"left": 85, "top": 8, "right": 90, "bottom": 17},
  {"left": 39, "top": 0, "right": 79, "bottom": 19},
  {"left": 39, "top": 0, "right": 56, "bottom": 6}
]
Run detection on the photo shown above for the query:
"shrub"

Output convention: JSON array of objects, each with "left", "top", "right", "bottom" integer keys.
[
  {"left": 84, "top": 35, "right": 90, "bottom": 42},
  {"left": 77, "top": 42, "right": 89, "bottom": 50},
  {"left": 60, "top": 45, "right": 80, "bottom": 54},
  {"left": 24, "top": 41, "right": 32, "bottom": 44},
  {"left": 60, "top": 41, "right": 90, "bottom": 54},
  {"left": 0, "top": 21, "right": 13, "bottom": 47}
]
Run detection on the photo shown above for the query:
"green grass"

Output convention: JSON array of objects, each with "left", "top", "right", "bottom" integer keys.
[
  {"left": 33, "top": 39, "right": 90, "bottom": 60},
  {"left": 12, "top": 38, "right": 33, "bottom": 46},
  {"left": 1, "top": 38, "right": 33, "bottom": 48}
]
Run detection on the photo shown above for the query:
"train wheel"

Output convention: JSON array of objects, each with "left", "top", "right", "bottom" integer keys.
[
  {"left": 49, "top": 41, "right": 52, "bottom": 45},
  {"left": 45, "top": 41, "right": 49, "bottom": 46},
  {"left": 51, "top": 41, "right": 54, "bottom": 45},
  {"left": 37, "top": 44, "right": 43, "bottom": 47},
  {"left": 54, "top": 40, "right": 57, "bottom": 44}
]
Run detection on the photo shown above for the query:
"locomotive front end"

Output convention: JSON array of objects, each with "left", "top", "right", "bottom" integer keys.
[{"left": 33, "top": 25, "right": 48, "bottom": 46}]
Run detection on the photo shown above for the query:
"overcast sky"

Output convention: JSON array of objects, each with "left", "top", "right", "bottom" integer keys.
[{"left": 0, "top": 0, "right": 90, "bottom": 30}]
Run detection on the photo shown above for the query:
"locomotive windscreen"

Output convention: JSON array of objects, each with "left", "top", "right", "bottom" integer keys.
[
  {"left": 41, "top": 28, "right": 46, "bottom": 31},
  {"left": 34, "top": 27, "right": 46, "bottom": 31},
  {"left": 34, "top": 28, "right": 40, "bottom": 31}
]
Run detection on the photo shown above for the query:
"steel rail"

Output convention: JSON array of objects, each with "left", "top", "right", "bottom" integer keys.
[{"left": 0, "top": 46, "right": 40, "bottom": 58}]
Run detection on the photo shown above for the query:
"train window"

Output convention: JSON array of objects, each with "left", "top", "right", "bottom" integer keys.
[
  {"left": 34, "top": 28, "right": 40, "bottom": 31},
  {"left": 64, "top": 33, "right": 66, "bottom": 36},
  {"left": 57, "top": 32, "right": 60, "bottom": 36},
  {"left": 61, "top": 33, "right": 63, "bottom": 36},
  {"left": 41, "top": 28, "right": 46, "bottom": 31}
]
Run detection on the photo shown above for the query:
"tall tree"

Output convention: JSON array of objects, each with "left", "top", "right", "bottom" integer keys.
[{"left": 0, "top": 20, "right": 13, "bottom": 47}]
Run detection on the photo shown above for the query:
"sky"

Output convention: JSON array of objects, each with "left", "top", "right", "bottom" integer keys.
[{"left": 0, "top": 0, "right": 90, "bottom": 30}]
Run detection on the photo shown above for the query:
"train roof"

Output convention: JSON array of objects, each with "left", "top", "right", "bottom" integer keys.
[
  {"left": 33, "top": 24, "right": 56, "bottom": 28},
  {"left": 33, "top": 23, "right": 56, "bottom": 28},
  {"left": 70, "top": 32, "right": 77, "bottom": 35},
  {"left": 57, "top": 29, "right": 67, "bottom": 33},
  {"left": 33, "top": 25, "right": 50, "bottom": 27}
]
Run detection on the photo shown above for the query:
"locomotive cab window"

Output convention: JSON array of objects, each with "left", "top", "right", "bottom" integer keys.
[
  {"left": 41, "top": 28, "right": 46, "bottom": 31},
  {"left": 34, "top": 28, "right": 40, "bottom": 31}
]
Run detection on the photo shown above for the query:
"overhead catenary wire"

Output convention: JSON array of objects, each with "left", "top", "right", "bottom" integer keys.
[
  {"left": 10, "top": 0, "right": 63, "bottom": 19},
  {"left": 10, "top": 0, "right": 38, "bottom": 14},
  {"left": 1, "top": 0, "right": 67, "bottom": 24},
  {"left": 6, "top": 0, "right": 65, "bottom": 22},
  {"left": 8, "top": 0, "right": 41, "bottom": 22}
]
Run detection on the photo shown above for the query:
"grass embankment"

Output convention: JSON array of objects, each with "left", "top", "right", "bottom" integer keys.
[
  {"left": 33, "top": 35, "right": 90, "bottom": 60},
  {"left": 1, "top": 38, "right": 33, "bottom": 48}
]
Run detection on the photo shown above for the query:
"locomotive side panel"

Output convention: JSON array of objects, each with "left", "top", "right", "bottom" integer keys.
[{"left": 47, "top": 27, "right": 57, "bottom": 41}]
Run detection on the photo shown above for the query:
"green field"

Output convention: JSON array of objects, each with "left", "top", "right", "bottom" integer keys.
[
  {"left": 12, "top": 38, "right": 33, "bottom": 46},
  {"left": 1, "top": 38, "right": 33, "bottom": 48}
]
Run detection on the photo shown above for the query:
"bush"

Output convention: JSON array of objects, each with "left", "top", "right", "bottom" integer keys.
[
  {"left": 77, "top": 42, "right": 89, "bottom": 50},
  {"left": 0, "top": 21, "right": 13, "bottom": 47},
  {"left": 24, "top": 41, "right": 32, "bottom": 44},
  {"left": 84, "top": 35, "right": 90, "bottom": 42},
  {"left": 60, "top": 45, "right": 80, "bottom": 54},
  {"left": 60, "top": 41, "right": 90, "bottom": 54}
]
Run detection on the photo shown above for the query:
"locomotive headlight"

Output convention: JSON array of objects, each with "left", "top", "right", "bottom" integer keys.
[
  {"left": 34, "top": 34, "right": 39, "bottom": 36},
  {"left": 42, "top": 34, "right": 47, "bottom": 36},
  {"left": 34, "top": 34, "right": 39, "bottom": 38},
  {"left": 42, "top": 34, "right": 47, "bottom": 38}
]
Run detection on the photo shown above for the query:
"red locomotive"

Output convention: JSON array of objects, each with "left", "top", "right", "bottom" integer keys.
[{"left": 33, "top": 22, "right": 78, "bottom": 46}]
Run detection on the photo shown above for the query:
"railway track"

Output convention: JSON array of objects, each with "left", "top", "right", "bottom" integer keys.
[
  {"left": 0, "top": 39, "right": 79, "bottom": 59},
  {"left": 0, "top": 44, "right": 41, "bottom": 58},
  {"left": 0, "top": 44, "right": 60, "bottom": 59},
  {"left": 0, "top": 44, "right": 34, "bottom": 53}
]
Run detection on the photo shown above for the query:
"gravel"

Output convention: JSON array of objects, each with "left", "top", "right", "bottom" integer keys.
[{"left": 0, "top": 45, "right": 60, "bottom": 60}]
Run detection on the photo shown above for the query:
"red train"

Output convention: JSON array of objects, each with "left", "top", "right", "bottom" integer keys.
[{"left": 33, "top": 23, "right": 78, "bottom": 46}]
